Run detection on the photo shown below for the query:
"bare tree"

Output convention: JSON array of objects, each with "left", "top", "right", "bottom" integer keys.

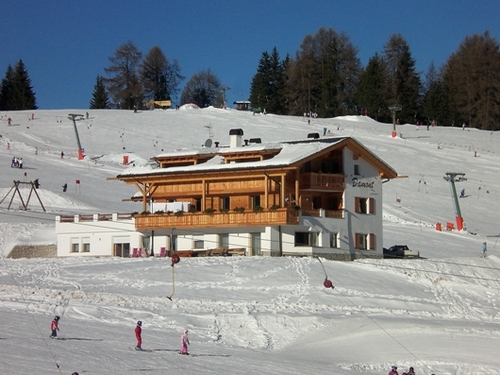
[
  {"left": 140, "top": 46, "right": 184, "bottom": 102},
  {"left": 104, "top": 41, "right": 143, "bottom": 109},
  {"left": 180, "top": 69, "right": 223, "bottom": 108}
]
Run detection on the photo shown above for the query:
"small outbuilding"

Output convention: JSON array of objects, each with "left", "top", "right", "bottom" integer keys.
[{"left": 233, "top": 101, "right": 251, "bottom": 111}]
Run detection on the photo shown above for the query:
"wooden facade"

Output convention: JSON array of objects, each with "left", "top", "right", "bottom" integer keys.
[{"left": 116, "top": 135, "right": 397, "bottom": 233}]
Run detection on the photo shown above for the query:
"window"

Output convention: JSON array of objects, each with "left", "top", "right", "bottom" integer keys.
[
  {"left": 193, "top": 235, "right": 204, "bottom": 249},
  {"left": 330, "top": 232, "right": 339, "bottom": 248},
  {"left": 114, "top": 243, "right": 130, "bottom": 257},
  {"left": 221, "top": 197, "right": 230, "bottom": 210},
  {"left": 81, "top": 237, "right": 90, "bottom": 253},
  {"left": 70, "top": 238, "right": 79, "bottom": 253},
  {"left": 355, "top": 233, "right": 375, "bottom": 250},
  {"left": 250, "top": 195, "right": 261, "bottom": 209},
  {"left": 355, "top": 197, "right": 375, "bottom": 214},
  {"left": 354, "top": 164, "right": 360, "bottom": 175},
  {"left": 294, "top": 232, "right": 318, "bottom": 247},
  {"left": 219, "top": 233, "right": 229, "bottom": 248},
  {"left": 251, "top": 233, "right": 261, "bottom": 256}
]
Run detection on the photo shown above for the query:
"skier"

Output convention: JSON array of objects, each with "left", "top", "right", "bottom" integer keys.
[
  {"left": 62, "top": 183, "right": 68, "bottom": 192},
  {"left": 61, "top": 151, "right": 64, "bottom": 159},
  {"left": 180, "top": 329, "right": 190, "bottom": 354},
  {"left": 481, "top": 241, "right": 487, "bottom": 258},
  {"left": 135, "top": 321, "right": 142, "bottom": 350},
  {"left": 388, "top": 365, "right": 399, "bottom": 375},
  {"left": 406, "top": 367, "right": 415, "bottom": 375},
  {"left": 460, "top": 188, "right": 465, "bottom": 198},
  {"left": 34, "top": 178, "right": 40, "bottom": 189},
  {"left": 7, "top": 117, "right": 12, "bottom": 126},
  {"left": 50, "top": 316, "right": 60, "bottom": 338}
]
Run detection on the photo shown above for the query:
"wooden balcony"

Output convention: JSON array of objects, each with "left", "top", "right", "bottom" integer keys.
[
  {"left": 134, "top": 208, "right": 299, "bottom": 231},
  {"left": 300, "top": 173, "right": 345, "bottom": 191}
]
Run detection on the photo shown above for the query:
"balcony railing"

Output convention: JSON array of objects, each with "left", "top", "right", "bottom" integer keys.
[
  {"left": 301, "top": 208, "right": 344, "bottom": 218},
  {"left": 134, "top": 208, "right": 300, "bottom": 230},
  {"left": 300, "top": 173, "right": 345, "bottom": 191}
]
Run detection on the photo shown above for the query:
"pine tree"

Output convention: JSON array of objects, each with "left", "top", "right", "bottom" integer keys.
[
  {"left": 422, "top": 62, "right": 452, "bottom": 125},
  {"left": 89, "top": 75, "right": 110, "bottom": 109},
  {"left": 0, "top": 60, "right": 37, "bottom": 110},
  {"left": 355, "top": 53, "right": 388, "bottom": 121},
  {"left": 249, "top": 47, "right": 288, "bottom": 114},
  {"left": 104, "top": 41, "right": 143, "bottom": 109},
  {"left": 0, "top": 65, "right": 15, "bottom": 110},
  {"left": 383, "top": 34, "right": 422, "bottom": 123}
]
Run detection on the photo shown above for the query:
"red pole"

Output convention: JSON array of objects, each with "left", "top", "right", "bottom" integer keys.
[{"left": 456, "top": 216, "right": 464, "bottom": 231}]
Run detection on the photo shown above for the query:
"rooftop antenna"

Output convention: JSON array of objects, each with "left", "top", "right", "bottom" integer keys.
[
  {"left": 68, "top": 114, "right": 85, "bottom": 160},
  {"left": 204, "top": 124, "right": 213, "bottom": 138},
  {"left": 443, "top": 172, "right": 467, "bottom": 231}
]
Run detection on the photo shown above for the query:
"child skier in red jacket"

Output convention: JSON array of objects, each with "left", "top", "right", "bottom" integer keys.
[
  {"left": 50, "top": 316, "right": 60, "bottom": 338},
  {"left": 135, "top": 321, "right": 143, "bottom": 350}
]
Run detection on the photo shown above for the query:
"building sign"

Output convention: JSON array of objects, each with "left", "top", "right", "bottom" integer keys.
[{"left": 352, "top": 178, "right": 375, "bottom": 189}]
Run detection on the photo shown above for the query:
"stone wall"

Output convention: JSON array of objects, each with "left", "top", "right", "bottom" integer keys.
[{"left": 8, "top": 245, "right": 57, "bottom": 259}]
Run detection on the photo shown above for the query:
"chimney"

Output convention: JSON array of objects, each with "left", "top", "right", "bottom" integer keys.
[{"left": 229, "top": 128, "right": 244, "bottom": 148}]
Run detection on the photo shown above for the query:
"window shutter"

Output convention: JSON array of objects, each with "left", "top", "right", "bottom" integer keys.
[
  {"left": 369, "top": 198, "right": 375, "bottom": 214},
  {"left": 354, "top": 197, "right": 359, "bottom": 213},
  {"left": 369, "top": 234, "right": 375, "bottom": 250}
]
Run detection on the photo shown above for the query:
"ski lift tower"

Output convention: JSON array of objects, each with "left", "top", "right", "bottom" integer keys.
[
  {"left": 389, "top": 104, "right": 402, "bottom": 138},
  {"left": 68, "top": 114, "right": 85, "bottom": 160},
  {"left": 443, "top": 172, "right": 467, "bottom": 231}
]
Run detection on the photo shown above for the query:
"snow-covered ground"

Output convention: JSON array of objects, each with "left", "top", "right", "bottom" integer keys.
[{"left": 0, "top": 108, "right": 499, "bottom": 374}]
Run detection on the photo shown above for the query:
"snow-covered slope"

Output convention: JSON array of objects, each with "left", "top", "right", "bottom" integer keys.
[{"left": 0, "top": 108, "right": 499, "bottom": 374}]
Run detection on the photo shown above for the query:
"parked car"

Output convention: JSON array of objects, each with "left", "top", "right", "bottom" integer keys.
[{"left": 383, "top": 245, "right": 420, "bottom": 259}]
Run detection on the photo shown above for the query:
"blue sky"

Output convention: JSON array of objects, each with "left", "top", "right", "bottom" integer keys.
[{"left": 1, "top": 0, "right": 498, "bottom": 109}]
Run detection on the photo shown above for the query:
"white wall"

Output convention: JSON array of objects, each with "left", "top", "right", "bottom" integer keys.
[{"left": 56, "top": 214, "right": 142, "bottom": 257}]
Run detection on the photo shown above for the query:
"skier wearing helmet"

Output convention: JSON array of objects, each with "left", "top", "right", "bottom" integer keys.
[
  {"left": 50, "top": 316, "right": 60, "bottom": 338},
  {"left": 135, "top": 321, "right": 143, "bottom": 350}
]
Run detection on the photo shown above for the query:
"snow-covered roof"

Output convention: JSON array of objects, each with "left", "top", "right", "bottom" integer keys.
[{"left": 117, "top": 138, "right": 346, "bottom": 178}]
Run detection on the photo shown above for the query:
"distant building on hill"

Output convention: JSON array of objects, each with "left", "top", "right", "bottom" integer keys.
[
  {"left": 56, "top": 129, "right": 397, "bottom": 260},
  {"left": 233, "top": 101, "right": 251, "bottom": 111}
]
